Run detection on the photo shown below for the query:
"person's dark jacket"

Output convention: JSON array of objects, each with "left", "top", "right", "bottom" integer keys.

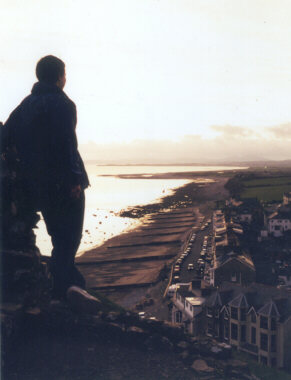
[{"left": 3, "top": 82, "right": 89, "bottom": 191}]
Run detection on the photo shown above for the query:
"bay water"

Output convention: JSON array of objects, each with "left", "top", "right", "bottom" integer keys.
[{"left": 35, "top": 164, "right": 244, "bottom": 256}]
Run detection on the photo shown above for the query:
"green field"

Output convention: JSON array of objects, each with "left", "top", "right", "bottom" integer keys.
[
  {"left": 244, "top": 177, "right": 291, "bottom": 187},
  {"left": 241, "top": 176, "right": 291, "bottom": 202}
]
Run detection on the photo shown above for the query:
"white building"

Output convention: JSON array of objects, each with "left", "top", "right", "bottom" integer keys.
[
  {"left": 171, "top": 285, "right": 206, "bottom": 335},
  {"left": 268, "top": 212, "right": 291, "bottom": 237}
]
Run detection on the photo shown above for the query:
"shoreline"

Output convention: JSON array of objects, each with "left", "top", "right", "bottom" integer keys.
[
  {"left": 77, "top": 174, "right": 229, "bottom": 307},
  {"left": 118, "top": 172, "right": 230, "bottom": 218}
]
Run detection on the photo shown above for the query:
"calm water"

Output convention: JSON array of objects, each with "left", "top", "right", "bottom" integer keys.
[{"left": 35, "top": 164, "right": 245, "bottom": 256}]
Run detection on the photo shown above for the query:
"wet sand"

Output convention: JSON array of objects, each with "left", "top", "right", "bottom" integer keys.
[{"left": 77, "top": 174, "right": 229, "bottom": 298}]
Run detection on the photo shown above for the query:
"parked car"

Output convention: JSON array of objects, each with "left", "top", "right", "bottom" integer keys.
[
  {"left": 188, "top": 263, "right": 194, "bottom": 270},
  {"left": 173, "top": 275, "right": 180, "bottom": 283}
]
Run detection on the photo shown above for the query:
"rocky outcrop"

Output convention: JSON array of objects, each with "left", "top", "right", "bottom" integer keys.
[
  {"left": 1, "top": 123, "right": 49, "bottom": 305},
  {"left": 2, "top": 300, "right": 258, "bottom": 380}
]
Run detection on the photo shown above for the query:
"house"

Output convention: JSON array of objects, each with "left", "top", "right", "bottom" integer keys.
[
  {"left": 283, "top": 192, "right": 291, "bottom": 205},
  {"left": 211, "top": 211, "right": 255, "bottom": 287},
  {"left": 268, "top": 210, "right": 291, "bottom": 237},
  {"left": 205, "top": 282, "right": 291, "bottom": 369},
  {"left": 171, "top": 281, "right": 211, "bottom": 336},
  {"left": 209, "top": 250, "right": 256, "bottom": 287}
]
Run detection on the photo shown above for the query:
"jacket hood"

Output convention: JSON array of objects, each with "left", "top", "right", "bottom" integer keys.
[{"left": 31, "top": 81, "right": 63, "bottom": 95}]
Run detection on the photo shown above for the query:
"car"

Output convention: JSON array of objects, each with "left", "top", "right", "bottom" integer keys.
[
  {"left": 149, "top": 316, "right": 158, "bottom": 321},
  {"left": 177, "top": 258, "right": 183, "bottom": 264},
  {"left": 138, "top": 312, "right": 146, "bottom": 320},
  {"left": 187, "top": 263, "right": 194, "bottom": 270},
  {"left": 173, "top": 275, "right": 180, "bottom": 283}
]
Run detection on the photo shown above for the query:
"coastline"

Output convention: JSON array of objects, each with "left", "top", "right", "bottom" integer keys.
[{"left": 77, "top": 173, "right": 229, "bottom": 308}]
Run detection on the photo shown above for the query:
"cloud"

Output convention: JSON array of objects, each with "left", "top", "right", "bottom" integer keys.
[
  {"left": 267, "top": 123, "right": 291, "bottom": 139},
  {"left": 79, "top": 128, "right": 291, "bottom": 164},
  {"left": 210, "top": 125, "right": 255, "bottom": 138}
]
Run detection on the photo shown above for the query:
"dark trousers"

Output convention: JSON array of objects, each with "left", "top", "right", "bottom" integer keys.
[{"left": 39, "top": 186, "right": 86, "bottom": 297}]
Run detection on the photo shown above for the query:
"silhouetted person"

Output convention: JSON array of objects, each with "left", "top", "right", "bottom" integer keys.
[{"left": 3, "top": 55, "right": 89, "bottom": 299}]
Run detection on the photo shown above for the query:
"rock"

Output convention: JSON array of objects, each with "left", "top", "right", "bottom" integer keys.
[
  {"left": 105, "top": 311, "right": 120, "bottom": 321},
  {"left": 191, "top": 359, "right": 215, "bottom": 373},
  {"left": 0, "top": 303, "right": 23, "bottom": 313},
  {"left": 177, "top": 341, "right": 189, "bottom": 350},
  {"left": 66, "top": 286, "right": 102, "bottom": 315},
  {"left": 179, "top": 350, "right": 189, "bottom": 360},
  {"left": 25, "top": 307, "right": 41, "bottom": 315},
  {"left": 144, "top": 334, "right": 174, "bottom": 352},
  {"left": 227, "top": 359, "right": 248, "bottom": 368},
  {"left": 127, "top": 326, "right": 144, "bottom": 334}
]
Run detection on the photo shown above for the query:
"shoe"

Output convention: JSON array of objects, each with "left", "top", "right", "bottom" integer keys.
[{"left": 66, "top": 286, "right": 102, "bottom": 315}]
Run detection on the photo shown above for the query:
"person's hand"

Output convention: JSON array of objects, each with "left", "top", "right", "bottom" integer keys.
[{"left": 71, "top": 185, "right": 82, "bottom": 199}]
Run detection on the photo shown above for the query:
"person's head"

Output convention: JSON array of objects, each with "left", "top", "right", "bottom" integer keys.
[{"left": 36, "top": 55, "right": 66, "bottom": 89}]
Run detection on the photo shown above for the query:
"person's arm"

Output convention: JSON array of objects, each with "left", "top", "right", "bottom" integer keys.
[{"left": 51, "top": 97, "right": 86, "bottom": 194}]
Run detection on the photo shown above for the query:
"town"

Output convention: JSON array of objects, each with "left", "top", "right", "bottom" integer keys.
[{"left": 163, "top": 180, "right": 291, "bottom": 372}]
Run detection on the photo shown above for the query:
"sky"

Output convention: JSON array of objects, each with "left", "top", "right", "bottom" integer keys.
[{"left": 2, "top": 0, "right": 291, "bottom": 163}]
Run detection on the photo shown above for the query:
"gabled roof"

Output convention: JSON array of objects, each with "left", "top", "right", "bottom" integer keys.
[
  {"left": 269, "top": 211, "right": 291, "bottom": 220},
  {"left": 206, "top": 291, "right": 222, "bottom": 307},
  {"left": 205, "top": 289, "right": 233, "bottom": 307},
  {"left": 216, "top": 282, "right": 291, "bottom": 322},
  {"left": 215, "top": 253, "right": 255, "bottom": 271},
  {"left": 258, "top": 300, "right": 280, "bottom": 318},
  {"left": 220, "top": 305, "right": 229, "bottom": 315},
  {"left": 247, "top": 306, "right": 257, "bottom": 316},
  {"left": 228, "top": 293, "right": 249, "bottom": 308}
]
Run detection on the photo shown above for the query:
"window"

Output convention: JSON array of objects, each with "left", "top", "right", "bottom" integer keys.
[
  {"left": 271, "top": 335, "right": 276, "bottom": 352},
  {"left": 241, "top": 308, "right": 246, "bottom": 321},
  {"left": 251, "top": 327, "right": 256, "bottom": 344},
  {"left": 260, "top": 316, "right": 268, "bottom": 329},
  {"left": 175, "top": 311, "right": 182, "bottom": 323},
  {"left": 231, "top": 323, "right": 238, "bottom": 340},
  {"left": 271, "top": 358, "right": 277, "bottom": 368},
  {"left": 207, "top": 307, "right": 213, "bottom": 317},
  {"left": 231, "top": 273, "right": 237, "bottom": 282},
  {"left": 271, "top": 318, "right": 276, "bottom": 331},
  {"left": 231, "top": 307, "right": 238, "bottom": 320},
  {"left": 241, "top": 325, "right": 246, "bottom": 342},
  {"left": 224, "top": 322, "right": 229, "bottom": 339},
  {"left": 260, "top": 333, "right": 268, "bottom": 351},
  {"left": 260, "top": 355, "right": 268, "bottom": 365},
  {"left": 207, "top": 322, "right": 214, "bottom": 336},
  {"left": 251, "top": 311, "right": 256, "bottom": 323}
]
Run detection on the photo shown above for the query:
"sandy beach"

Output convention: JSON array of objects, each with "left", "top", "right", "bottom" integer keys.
[{"left": 76, "top": 173, "right": 229, "bottom": 308}]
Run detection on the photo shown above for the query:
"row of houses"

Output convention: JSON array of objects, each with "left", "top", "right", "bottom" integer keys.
[
  {"left": 171, "top": 208, "right": 291, "bottom": 370},
  {"left": 210, "top": 210, "right": 255, "bottom": 287},
  {"left": 171, "top": 281, "right": 291, "bottom": 369},
  {"left": 225, "top": 193, "right": 291, "bottom": 238}
]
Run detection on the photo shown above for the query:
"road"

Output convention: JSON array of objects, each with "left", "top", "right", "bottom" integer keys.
[{"left": 176, "top": 210, "right": 213, "bottom": 283}]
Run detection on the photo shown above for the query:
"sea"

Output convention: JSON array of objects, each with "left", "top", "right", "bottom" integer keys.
[{"left": 35, "top": 164, "right": 245, "bottom": 256}]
